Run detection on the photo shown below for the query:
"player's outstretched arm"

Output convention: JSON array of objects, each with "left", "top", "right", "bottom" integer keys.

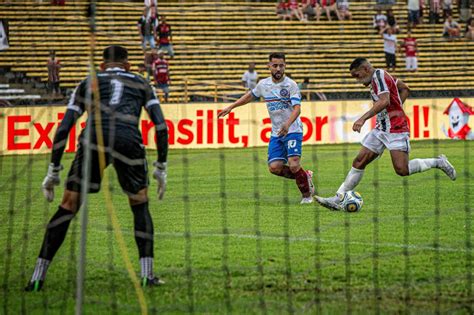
[
  {"left": 218, "top": 90, "right": 255, "bottom": 118},
  {"left": 396, "top": 79, "right": 410, "bottom": 104},
  {"left": 353, "top": 92, "right": 390, "bottom": 132},
  {"left": 43, "top": 109, "right": 81, "bottom": 202}
]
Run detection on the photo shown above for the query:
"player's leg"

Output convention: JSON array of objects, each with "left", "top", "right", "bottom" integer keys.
[
  {"left": 127, "top": 188, "right": 162, "bottom": 286},
  {"left": 268, "top": 136, "right": 295, "bottom": 178},
  {"left": 287, "top": 156, "right": 315, "bottom": 203},
  {"left": 25, "top": 190, "right": 80, "bottom": 292},
  {"left": 26, "top": 144, "right": 105, "bottom": 291},
  {"left": 284, "top": 133, "right": 315, "bottom": 203},
  {"left": 388, "top": 133, "right": 456, "bottom": 180},
  {"left": 113, "top": 141, "right": 163, "bottom": 286},
  {"left": 315, "top": 130, "right": 383, "bottom": 210}
]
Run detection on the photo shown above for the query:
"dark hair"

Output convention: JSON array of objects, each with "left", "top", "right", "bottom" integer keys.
[
  {"left": 349, "top": 57, "right": 368, "bottom": 71},
  {"left": 103, "top": 45, "right": 128, "bottom": 63},
  {"left": 269, "top": 52, "right": 285, "bottom": 61}
]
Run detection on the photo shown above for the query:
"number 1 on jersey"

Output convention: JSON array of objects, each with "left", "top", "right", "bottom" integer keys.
[{"left": 110, "top": 79, "right": 124, "bottom": 106}]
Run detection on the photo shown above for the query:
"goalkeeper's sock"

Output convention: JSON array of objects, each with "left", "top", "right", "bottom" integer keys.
[
  {"left": 131, "top": 202, "right": 154, "bottom": 258},
  {"left": 30, "top": 258, "right": 50, "bottom": 282},
  {"left": 294, "top": 167, "right": 310, "bottom": 197},
  {"left": 408, "top": 158, "right": 439, "bottom": 174},
  {"left": 39, "top": 206, "right": 75, "bottom": 261},
  {"left": 140, "top": 257, "right": 154, "bottom": 279},
  {"left": 336, "top": 167, "right": 364, "bottom": 195}
]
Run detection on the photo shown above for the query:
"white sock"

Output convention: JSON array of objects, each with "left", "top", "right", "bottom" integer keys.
[
  {"left": 140, "top": 257, "right": 154, "bottom": 279},
  {"left": 31, "top": 258, "right": 50, "bottom": 282},
  {"left": 408, "top": 158, "right": 439, "bottom": 175},
  {"left": 336, "top": 167, "right": 365, "bottom": 195}
]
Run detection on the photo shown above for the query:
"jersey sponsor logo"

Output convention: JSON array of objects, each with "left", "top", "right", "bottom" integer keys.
[
  {"left": 267, "top": 102, "right": 289, "bottom": 111},
  {"left": 280, "top": 89, "right": 289, "bottom": 97}
]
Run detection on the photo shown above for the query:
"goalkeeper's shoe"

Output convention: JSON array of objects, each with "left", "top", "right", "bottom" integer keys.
[
  {"left": 24, "top": 280, "right": 43, "bottom": 292},
  {"left": 314, "top": 195, "right": 343, "bottom": 211},
  {"left": 141, "top": 277, "right": 165, "bottom": 287}
]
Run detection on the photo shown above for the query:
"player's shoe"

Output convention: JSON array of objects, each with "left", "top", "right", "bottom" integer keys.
[
  {"left": 141, "top": 277, "right": 165, "bottom": 287},
  {"left": 438, "top": 154, "right": 456, "bottom": 181},
  {"left": 24, "top": 280, "right": 43, "bottom": 292},
  {"left": 314, "top": 195, "right": 343, "bottom": 211},
  {"left": 300, "top": 197, "right": 314, "bottom": 204},
  {"left": 306, "top": 170, "right": 315, "bottom": 196}
]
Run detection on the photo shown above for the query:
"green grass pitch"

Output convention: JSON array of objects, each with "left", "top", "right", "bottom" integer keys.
[{"left": 0, "top": 140, "right": 472, "bottom": 314}]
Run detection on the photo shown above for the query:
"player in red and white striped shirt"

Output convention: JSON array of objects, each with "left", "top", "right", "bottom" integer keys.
[{"left": 315, "top": 58, "right": 456, "bottom": 211}]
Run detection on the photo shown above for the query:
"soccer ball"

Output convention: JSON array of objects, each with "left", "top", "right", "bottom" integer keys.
[{"left": 341, "top": 191, "right": 363, "bottom": 212}]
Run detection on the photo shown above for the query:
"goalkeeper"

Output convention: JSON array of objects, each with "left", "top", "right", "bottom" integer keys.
[{"left": 25, "top": 45, "right": 168, "bottom": 291}]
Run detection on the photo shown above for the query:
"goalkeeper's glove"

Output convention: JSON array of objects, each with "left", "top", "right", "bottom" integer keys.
[
  {"left": 153, "top": 161, "right": 167, "bottom": 200},
  {"left": 42, "top": 163, "right": 63, "bottom": 202}
]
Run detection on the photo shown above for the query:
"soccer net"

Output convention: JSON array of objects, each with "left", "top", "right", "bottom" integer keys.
[{"left": 0, "top": 0, "right": 473, "bottom": 314}]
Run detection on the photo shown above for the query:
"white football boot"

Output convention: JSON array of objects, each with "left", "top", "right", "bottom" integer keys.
[
  {"left": 438, "top": 154, "right": 456, "bottom": 181},
  {"left": 314, "top": 194, "right": 343, "bottom": 211}
]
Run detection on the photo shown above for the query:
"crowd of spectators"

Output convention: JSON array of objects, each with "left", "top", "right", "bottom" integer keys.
[
  {"left": 276, "top": 0, "right": 353, "bottom": 22},
  {"left": 136, "top": 1, "right": 174, "bottom": 102}
]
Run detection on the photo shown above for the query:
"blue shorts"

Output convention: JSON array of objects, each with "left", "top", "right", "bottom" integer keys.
[{"left": 268, "top": 133, "right": 303, "bottom": 164}]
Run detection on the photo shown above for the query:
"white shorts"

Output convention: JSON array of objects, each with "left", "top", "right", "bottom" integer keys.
[
  {"left": 361, "top": 129, "right": 411, "bottom": 155},
  {"left": 406, "top": 56, "right": 418, "bottom": 70}
]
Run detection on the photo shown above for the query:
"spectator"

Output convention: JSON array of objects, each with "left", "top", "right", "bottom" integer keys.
[
  {"left": 386, "top": 9, "right": 400, "bottom": 33},
  {"left": 320, "top": 0, "right": 338, "bottom": 21},
  {"left": 380, "top": 26, "right": 398, "bottom": 71},
  {"left": 301, "top": 0, "right": 320, "bottom": 21},
  {"left": 465, "top": 18, "right": 474, "bottom": 40},
  {"left": 47, "top": 50, "right": 61, "bottom": 96},
  {"left": 144, "top": 48, "right": 159, "bottom": 81},
  {"left": 137, "top": 7, "right": 158, "bottom": 53},
  {"left": 337, "top": 0, "right": 352, "bottom": 20},
  {"left": 241, "top": 62, "right": 259, "bottom": 90},
  {"left": 152, "top": 50, "right": 170, "bottom": 102},
  {"left": 158, "top": 16, "right": 175, "bottom": 58},
  {"left": 458, "top": 0, "right": 472, "bottom": 22},
  {"left": 288, "top": 0, "right": 307, "bottom": 21},
  {"left": 443, "top": 15, "right": 461, "bottom": 39},
  {"left": 429, "top": 0, "right": 442, "bottom": 23},
  {"left": 276, "top": 0, "right": 291, "bottom": 20},
  {"left": 401, "top": 30, "right": 418, "bottom": 71},
  {"left": 374, "top": 9, "right": 388, "bottom": 31},
  {"left": 442, "top": 0, "right": 453, "bottom": 20},
  {"left": 408, "top": 0, "right": 421, "bottom": 28}
]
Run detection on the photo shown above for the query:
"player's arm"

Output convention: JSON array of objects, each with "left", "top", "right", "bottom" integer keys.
[
  {"left": 353, "top": 92, "right": 390, "bottom": 132},
  {"left": 146, "top": 100, "right": 168, "bottom": 164},
  {"left": 278, "top": 104, "right": 301, "bottom": 137},
  {"left": 145, "top": 87, "right": 169, "bottom": 200},
  {"left": 42, "top": 85, "right": 84, "bottom": 202},
  {"left": 396, "top": 79, "right": 410, "bottom": 104},
  {"left": 217, "top": 90, "right": 255, "bottom": 118}
]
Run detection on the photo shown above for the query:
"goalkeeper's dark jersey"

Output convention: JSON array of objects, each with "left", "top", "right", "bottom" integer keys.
[{"left": 67, "top": 68, "right": 161, "bottom": 144}]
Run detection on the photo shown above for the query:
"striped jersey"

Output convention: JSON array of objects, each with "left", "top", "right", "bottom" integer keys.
[
  {"left": 369, "top": 69, "right": 409, "bottom": 133},
  {"left": 251, "top": 76, "right": 303, "bottom": 137}
]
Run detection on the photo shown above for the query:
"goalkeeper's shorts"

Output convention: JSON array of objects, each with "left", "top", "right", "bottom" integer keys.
[{"left": 65, "top": 140, "right": 149, "bottom": 195}]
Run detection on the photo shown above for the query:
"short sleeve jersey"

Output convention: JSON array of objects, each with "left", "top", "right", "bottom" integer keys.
[
  {"left": 67, "top": 68, "right": 160, "bottom": 143},
  {"left": 251, "top": 76, "right": 303, "bottom": 137},
  {"left": 369, "top": 69, "right": 409, "bottom": 133},
  {"left": 403, "top": 37, "right": 417, "bottom": 57}
]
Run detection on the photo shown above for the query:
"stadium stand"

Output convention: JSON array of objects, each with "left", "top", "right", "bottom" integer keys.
[{"left": 0, "top": 0, "right": 473, "bottom": 103}]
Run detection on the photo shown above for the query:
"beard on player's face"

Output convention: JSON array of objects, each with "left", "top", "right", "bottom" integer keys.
[{"left": 272, "top": 71, "right": 284, "bottom": 80}]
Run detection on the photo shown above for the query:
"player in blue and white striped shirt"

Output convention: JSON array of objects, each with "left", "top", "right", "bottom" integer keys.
[{"left": 218, "top": 53, "right": 315, "bottom": 204}]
